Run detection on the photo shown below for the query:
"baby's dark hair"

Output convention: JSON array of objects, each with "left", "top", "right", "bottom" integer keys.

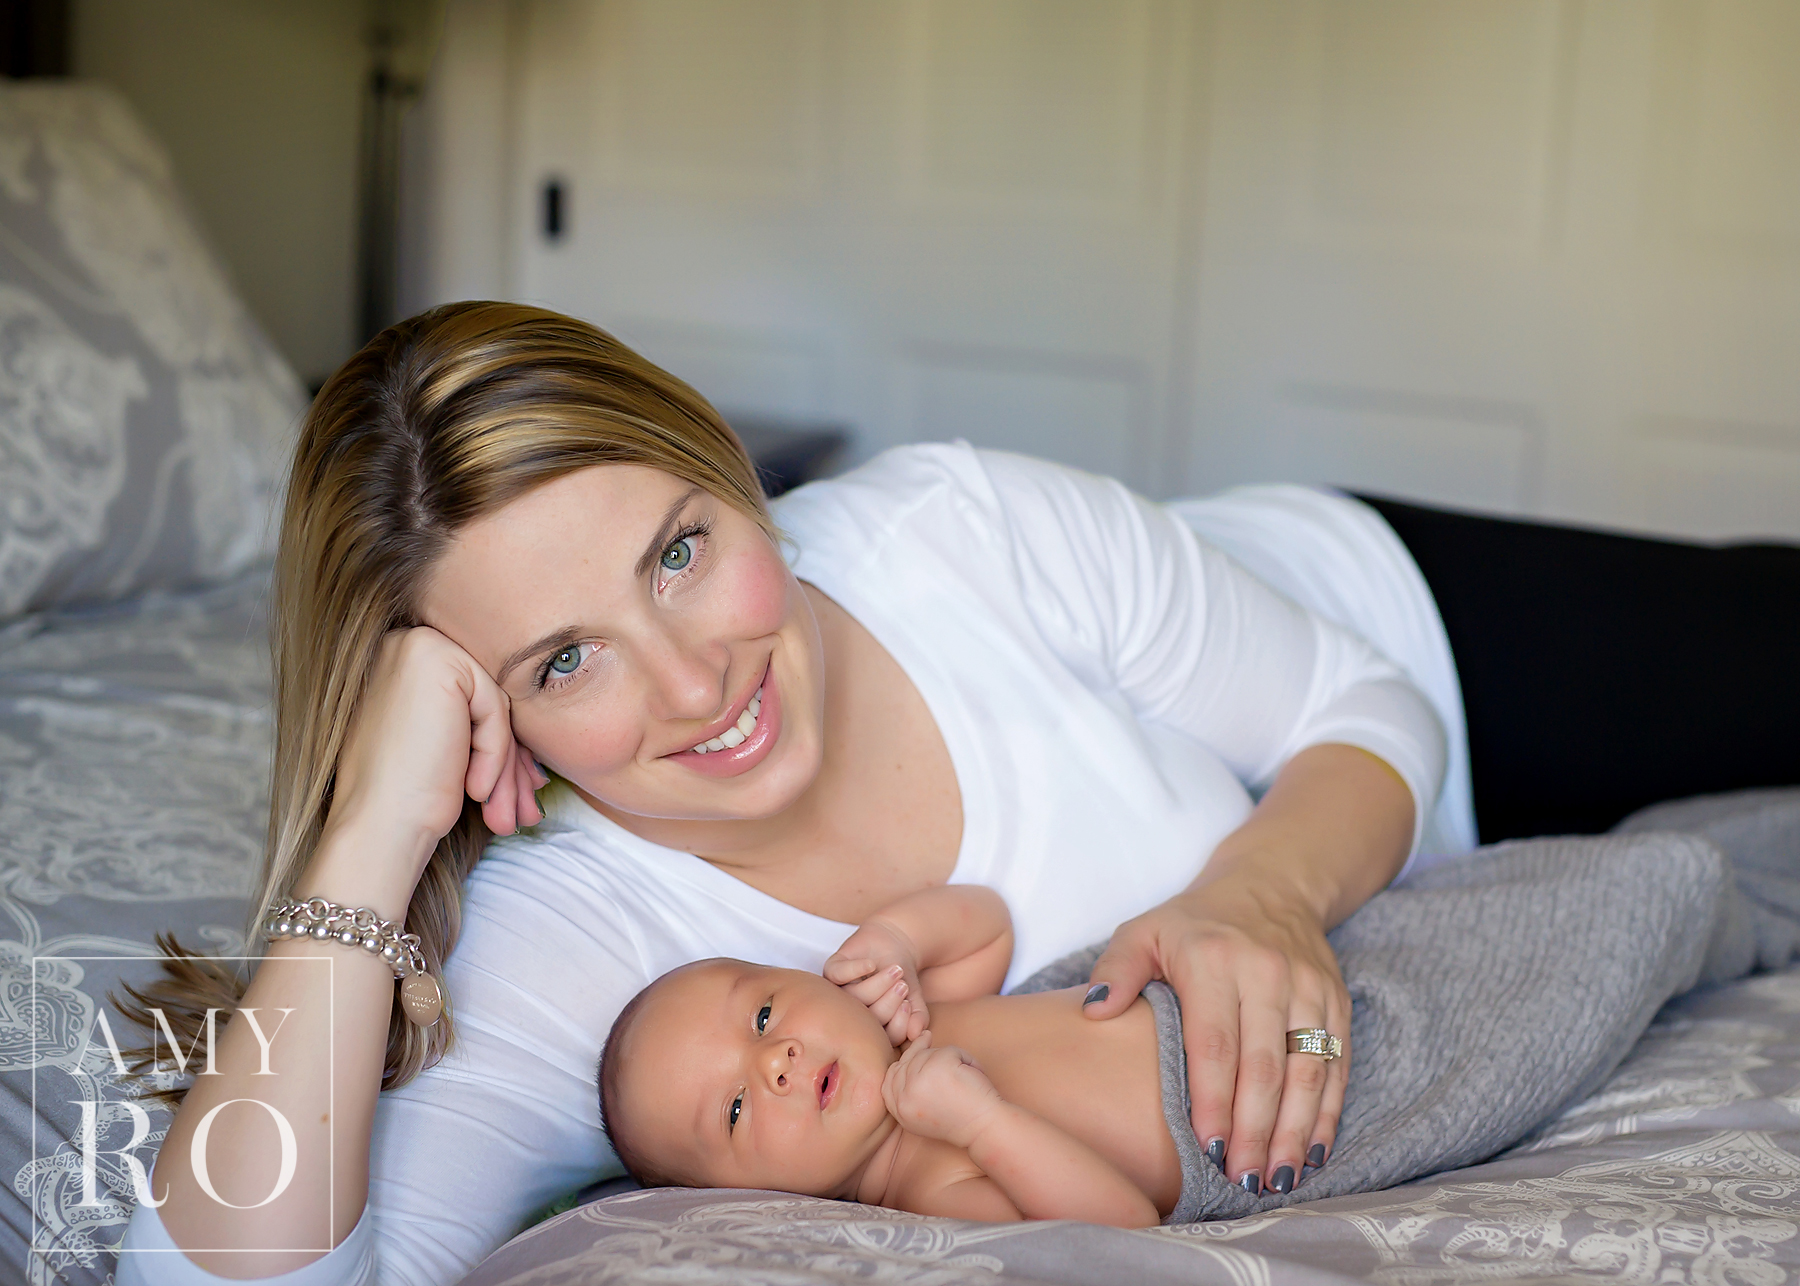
[{"left": 597, "top": 964, "right": 712, "bottom": 1189}]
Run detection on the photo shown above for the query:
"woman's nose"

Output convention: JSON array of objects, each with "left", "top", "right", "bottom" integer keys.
[
  {"left": 760, "top": 1040, "right": 801, "bottom": 1095},
  {"left": 638, "top": 626, "right": 724, "bottom": 721}
]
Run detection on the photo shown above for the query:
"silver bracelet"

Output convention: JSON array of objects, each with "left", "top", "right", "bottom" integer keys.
[{"left": 265, "top": 897, "right": 444, "bottom": 1027}]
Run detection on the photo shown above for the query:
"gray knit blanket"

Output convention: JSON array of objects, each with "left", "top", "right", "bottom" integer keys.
[{"left": 1011, "top": 789, "right": 1800, "bottom": 1221}]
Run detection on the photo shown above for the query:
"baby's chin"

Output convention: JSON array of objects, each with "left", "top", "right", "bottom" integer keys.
[{"left": 743, "top": 1119, "right": 895, "bottom": 1199}]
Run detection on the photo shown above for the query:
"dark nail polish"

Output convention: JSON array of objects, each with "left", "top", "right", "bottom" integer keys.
[
  {"left": 1239, "top": 1171, "right": 1261, "bottom": 1196},
  {"left": 1270, "top": 1165, "right": 1295, "bottom": 1194},
  {"left": 1206, "top": 1138, "right": 1225, "bottom": 1168},
  {"left": 1083, "top": 983, "right": 1109, "bottom": 1007},
  {"left": 1307, "top": 1143, "right": 1326, "bottom": 1168}
]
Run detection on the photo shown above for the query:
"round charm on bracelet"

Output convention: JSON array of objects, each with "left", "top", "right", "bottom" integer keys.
[
  {"left": 265, "top": 897, "right": 445, "bottom": 1028},
  {"left": 401, "top": 973, "right": 444, "bottom": 1027}
]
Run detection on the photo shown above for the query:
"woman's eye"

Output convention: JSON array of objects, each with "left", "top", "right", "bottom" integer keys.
[
  {"left": 538, "top": 641, "right": 600, "bottom": 690},
  {"left": 549, "top": 644, "right": 584, "bottom": 675},
  {"left": 756, "top": 1004, "right": 771, "bottom": 1035},
  {"left": 660, "top": 537, "right": 695, "bottom": 573},
  {"left": 729, "top": 1092, "right": 743, "bottom": 1131}
]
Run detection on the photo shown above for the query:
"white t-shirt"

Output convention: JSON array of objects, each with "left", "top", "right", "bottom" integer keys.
[{"left": 120, "top": 444, "right": 1458, "bottom": 1286}]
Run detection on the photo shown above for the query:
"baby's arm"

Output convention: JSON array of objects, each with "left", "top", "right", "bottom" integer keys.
[
  {"left": 826, "top": 885, "right": 1012, "bottom": 1042},
  {"left": 882, "top": 1034, "right": 1159, "bottom": 1228}
]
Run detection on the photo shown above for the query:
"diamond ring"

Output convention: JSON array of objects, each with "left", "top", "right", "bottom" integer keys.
[{"left": 1286, "top": 1028, "right": 1343, "bottom": 1060}]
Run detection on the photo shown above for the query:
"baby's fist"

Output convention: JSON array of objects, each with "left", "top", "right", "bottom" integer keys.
[
  {"left": 824, "top": 919, "right": 927, "bottom": 1045},
  {"left": 881, "top": 1032, "right": 1003, "bottom": 1148}
]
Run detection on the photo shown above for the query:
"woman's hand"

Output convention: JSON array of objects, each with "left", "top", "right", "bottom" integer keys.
[
  {"left": 324, "top": 627, "right": 549, "bottom": 893},
  {"left": 1082, "top": 876, "right": 1348, "bottom": 1195},
  {"left": 1080, "top": 744, "right": 1413, "bottom": 1197},
  {"left": 825, "top": 917, "right": 928, "bottom": 1044}
]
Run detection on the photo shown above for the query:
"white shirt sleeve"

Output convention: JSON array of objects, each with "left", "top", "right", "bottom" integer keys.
[
  {"left": 117, "top": 1203, "right": 377, "bottom": 1286},
  {"left": 974, "top": 449, "right": 1446, "bottom": 854}
]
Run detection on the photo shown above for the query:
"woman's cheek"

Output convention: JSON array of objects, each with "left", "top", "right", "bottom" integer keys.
[
  {"left": 719, "top": 542, "right": 794, "bottom": 638},
  {"left": 526, "top": 706, "right": 640, "bottom": 783}
]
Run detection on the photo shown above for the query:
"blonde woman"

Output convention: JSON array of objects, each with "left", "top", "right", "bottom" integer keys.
[{"left": 116, "top": 302, "right": 1795, "bottom": 1285}]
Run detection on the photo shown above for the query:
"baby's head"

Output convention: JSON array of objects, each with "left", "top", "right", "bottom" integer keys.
[{"left": 599, "top": 959, "right": 900, "bottom": 1196}]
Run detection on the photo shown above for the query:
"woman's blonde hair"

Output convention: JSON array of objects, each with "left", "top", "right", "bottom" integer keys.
[{"left": 122, "top": 301, "right": 772, "bottom": 1095}]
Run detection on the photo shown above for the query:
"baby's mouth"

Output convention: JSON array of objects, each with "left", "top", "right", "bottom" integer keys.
[{"left": 817, "top": 1060, "right": 839, "bottom": 1111}]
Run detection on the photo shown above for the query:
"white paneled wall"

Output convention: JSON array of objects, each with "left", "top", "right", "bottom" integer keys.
[{"left": 402, "top": 0, "right": 1800, "bottom": 540}]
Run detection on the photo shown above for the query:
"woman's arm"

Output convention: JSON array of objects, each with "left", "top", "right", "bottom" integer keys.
[
  {"left": 1082, "top": 743, "right": 1413, "bottom": 1193},
  {"left": 825, "top": 885, "right": 1014, "bottom": 1042},
  {"left": 143, "top": 629, "right": 546, "bottom": 1279},
  {"left": 972, "top": 452, "right": 1441, "bottom": 1198}
]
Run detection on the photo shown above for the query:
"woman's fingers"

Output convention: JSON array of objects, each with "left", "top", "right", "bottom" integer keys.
[
  {"left": 463, "top": 668, "right": 511, "bottom": 800},
  {"left": 520, "top": 751, "right": 545, "bottom": 824},
  {"left": 1261, "top": 994, "right": 1333, "bottom": 1195},
  {"left": 1082, "top": 920, "right": 1158, "bottom": 1021},
  {"left": 1174, "top": 974, "right": 1240, "bottom": 1173},
  {"left": 505, "top": 746, "right": 542, "bottom": 829},
  {"left": 1308, "top": 989, "right": 1352, "bottom": 1175},
  {"left": 1222, "top": 982, "right": 1289, "bottom": 1194},
  {"left": 459, "top": 655, "right": 548, "bottom": 837}
]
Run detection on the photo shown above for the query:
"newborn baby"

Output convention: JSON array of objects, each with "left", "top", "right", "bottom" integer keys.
[{"left": 597, "top": 886, "right": 1308, "bottom": 1225}]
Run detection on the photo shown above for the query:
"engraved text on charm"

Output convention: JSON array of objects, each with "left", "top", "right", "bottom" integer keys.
[{"left": 401, "top": 972, "right": 444, "bottom": 1027}]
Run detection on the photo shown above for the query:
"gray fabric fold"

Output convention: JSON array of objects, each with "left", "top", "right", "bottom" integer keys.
[{"left": 1013, "top": 795, "right": 1800, "bottom": 1223}]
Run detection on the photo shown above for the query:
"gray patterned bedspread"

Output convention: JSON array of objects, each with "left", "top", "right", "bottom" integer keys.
[
  {"left": 470, "top": 966, "right": 1800, "bottom": 1285},
  {"left": 0, "top": 571, "right": 268, "bottom": 1286},
  {"left": 2, "top": 574, "right": 1798, "bottom": 1285}
]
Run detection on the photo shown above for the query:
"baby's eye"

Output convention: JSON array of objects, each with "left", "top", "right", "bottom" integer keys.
[
  {"left": 729, "top": 1092, "right": 743, "bottom": 1131},
  {"left": 756, "top": 1004, "right": 771, "bottom": 1035}
]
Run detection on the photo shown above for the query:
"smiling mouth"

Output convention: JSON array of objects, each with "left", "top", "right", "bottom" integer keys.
[
  {"left": 689, "top": 684, "right": 762, "bottom": 754},
  {"left": 817, "top": 1060, "right": 839, "bottom": 1111}
]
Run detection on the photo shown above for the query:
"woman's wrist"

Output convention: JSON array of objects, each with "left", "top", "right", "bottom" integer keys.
[
  {"left": 1182, "top": 847, "right": 1335, "bottom": 933},
  {"left": 296, "top": 815, "right": 435, "bottom": 922}
]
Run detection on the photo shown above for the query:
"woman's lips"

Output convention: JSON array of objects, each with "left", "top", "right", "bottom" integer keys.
[
  {"left": 667, "top": 663, "right": 781, "bottom": 779},
  {"left": 817, "top": 1060, "right": 839, "bottom": 1111}
]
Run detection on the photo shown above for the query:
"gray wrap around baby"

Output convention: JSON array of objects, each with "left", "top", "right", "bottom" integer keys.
[{"left": 1011, "top": 789, "right": 1800, "bottom": 1223}]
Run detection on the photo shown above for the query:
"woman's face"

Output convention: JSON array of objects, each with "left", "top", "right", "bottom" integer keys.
[{"left": 418, "top": 464, "right": 825, "bottom": 824}]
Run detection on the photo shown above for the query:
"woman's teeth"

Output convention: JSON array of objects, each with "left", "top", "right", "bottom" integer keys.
[{"left": 691, "top": 688, "right": 762, "bottom": 754}]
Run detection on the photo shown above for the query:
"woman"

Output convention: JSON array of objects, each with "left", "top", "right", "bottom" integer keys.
[{"left": 118, "top": 302, "right": 1799, "bottom": 1285}]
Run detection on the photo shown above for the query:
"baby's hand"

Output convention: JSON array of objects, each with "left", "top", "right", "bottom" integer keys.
[
  {"left": 881, "top": 1032, "right": 1004, "bottom": 1149},
  {"left": 825, "top": 918, "right": 927, "bottom": 1044}
]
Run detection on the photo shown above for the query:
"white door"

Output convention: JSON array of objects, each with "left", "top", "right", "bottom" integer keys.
[{"left": 405, "top": 0, "right": 1800, "bottom": 539}]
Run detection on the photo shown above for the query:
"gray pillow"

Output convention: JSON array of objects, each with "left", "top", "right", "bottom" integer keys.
[{"left": 0, "top": 81, "right": 307, "bottom": 619}]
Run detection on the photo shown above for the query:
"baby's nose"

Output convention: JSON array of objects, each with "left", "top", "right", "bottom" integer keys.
[{"left": 761, "top": 1040, "right": 801, "bottom": 1093}]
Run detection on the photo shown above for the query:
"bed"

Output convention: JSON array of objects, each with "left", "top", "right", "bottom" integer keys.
[{"left": 2, "top": 82, "right": 1797, "bottom": 1286}]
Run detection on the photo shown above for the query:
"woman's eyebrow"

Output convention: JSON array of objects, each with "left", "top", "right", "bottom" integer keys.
[
  {"left": 633, "top": 487, "right": 705, "bottom": 578},
  {"left": 494, "top": 627, "right": 581, "bottom": 685}
]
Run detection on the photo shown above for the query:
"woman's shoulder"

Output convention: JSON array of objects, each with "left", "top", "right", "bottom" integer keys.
[
  {"left": 772, "top": 440, "right": 985, "bottom": 526},
  {"left": 772, "top": 441, "right": 1124, "bottom": 548}
]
